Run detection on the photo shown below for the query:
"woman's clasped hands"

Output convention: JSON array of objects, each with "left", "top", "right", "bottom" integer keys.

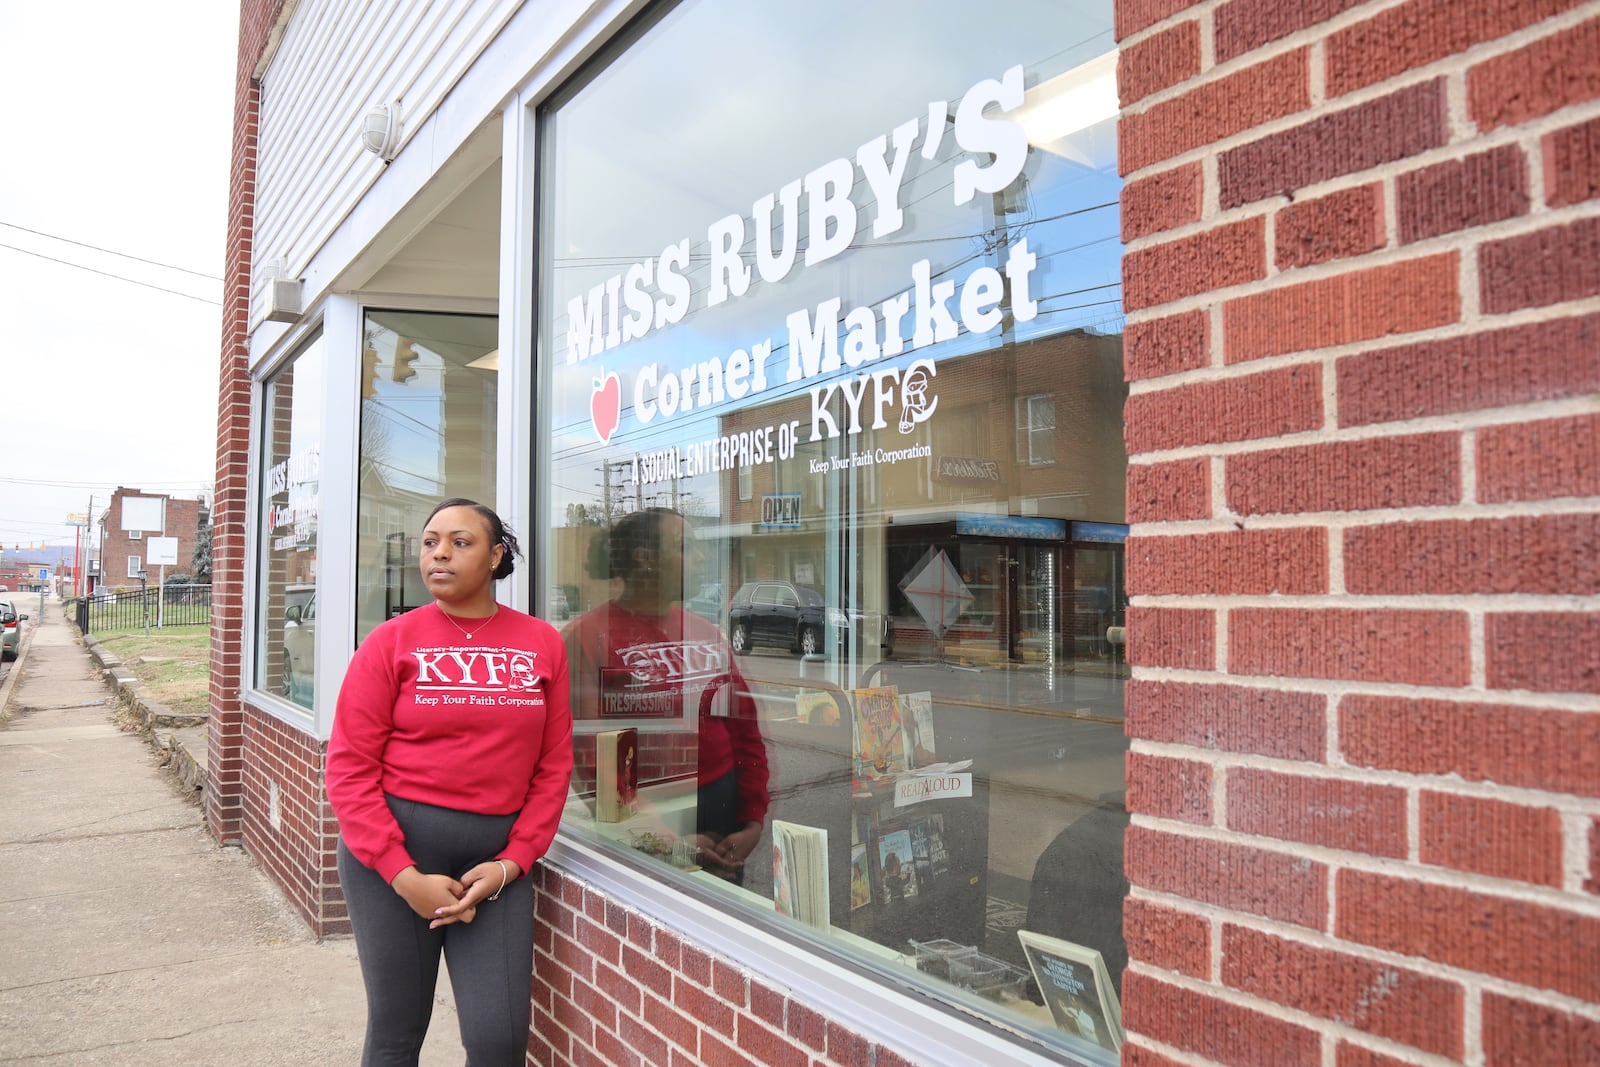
[{"left": 390, "top": 859, "right": 522, "bottom": 928}]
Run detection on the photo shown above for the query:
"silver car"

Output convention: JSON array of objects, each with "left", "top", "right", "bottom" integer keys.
[{"left": 0, "top": 599, "right": 29, "bottom": 661}]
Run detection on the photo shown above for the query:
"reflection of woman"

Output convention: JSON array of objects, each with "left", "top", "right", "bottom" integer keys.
[
  {"left": 564, "top": 507, "right": 769, "bottom": 880},
  {"left": 326, "top": 499, "right": 573, "bottom": 1065}
]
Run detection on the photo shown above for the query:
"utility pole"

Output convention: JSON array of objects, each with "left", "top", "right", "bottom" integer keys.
[{"left": 85, "top": 496, "right": 95, "bottom": 597}]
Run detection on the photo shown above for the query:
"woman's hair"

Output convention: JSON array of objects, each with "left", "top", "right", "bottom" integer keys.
[
  {"left": 586, "top": 506, "right": 681, "bottom": 580},
  {"left": 425, "top": 498, "right": 521, "bottom": 580}
]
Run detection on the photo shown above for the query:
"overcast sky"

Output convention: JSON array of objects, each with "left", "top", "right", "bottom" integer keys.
[{"left": 0, "top": 1, "right": 236, "bottom": 569}]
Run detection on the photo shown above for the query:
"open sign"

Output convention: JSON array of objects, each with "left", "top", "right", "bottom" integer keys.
[{"left": 761, "top": 493, "right": 802, "bottom": 529}]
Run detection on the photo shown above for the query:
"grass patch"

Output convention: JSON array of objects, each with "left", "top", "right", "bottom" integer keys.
[{"left": 91, "top": 627, "right": 211, "bottom": 716}]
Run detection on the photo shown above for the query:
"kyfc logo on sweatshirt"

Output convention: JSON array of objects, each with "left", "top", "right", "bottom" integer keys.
[{"left": 410, "top": 646, "right": 546, "bottom": 708}]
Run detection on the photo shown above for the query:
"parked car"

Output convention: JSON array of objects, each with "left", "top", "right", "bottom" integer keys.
[
  {"left": 725, "top": 580, "right": 884, "bottom": 657},
  {"left": 282, "top": 590, "right": 315, "bottom": 704},
  {"left": 0, "top": 599, "right": 29, "bottom": 661}
]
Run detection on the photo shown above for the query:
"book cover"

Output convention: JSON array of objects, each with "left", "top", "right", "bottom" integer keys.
[
  {"left": 908, "top": 819, "right": 934, "bottom": 885},
  {"left": 772, "top": 820, "right": 831, "bottom": 931},
  {"left": 849, "top": 842, "right": 872, "bottom": 911},
  {"left": 595, "top": 727, "right": 638, "bottom": 823},
  {"left": 852, "top": 685, "right": 905, "bottom": 778},
  {"left": 795, "top": 689, "right": 839, "bottom": 726},
  {"left": 1017, "top": 930, "right": 1124, "bottom": 1051},
  {"left": 876, "top": 827, "right": 919, "bottom": 902},
  {"left": 898, "top": 690, "right": 937, "bottom": 768},
  {"left": 924, "top": 813, "right": 952, "bottom": 882},
  {"left": 853, "top": 809, "right": 875, "bottom": 848}
]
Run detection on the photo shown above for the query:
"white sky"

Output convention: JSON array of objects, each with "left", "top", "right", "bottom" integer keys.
[{"left": 0, "top": 1, "right": 236, "bottom": 568}]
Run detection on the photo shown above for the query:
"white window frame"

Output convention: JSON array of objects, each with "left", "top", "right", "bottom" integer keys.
[
  {"left": 128, "top": 529, "right": 143, "bottom": 540},
  {"left": 1016, "top": 393, "right": 1057, "bottom": 466},
  {"left": 127, "top": 555, "right": 143, "bottom": 578}
]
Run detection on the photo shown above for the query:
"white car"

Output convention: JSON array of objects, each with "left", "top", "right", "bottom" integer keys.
[
  {"left": 282, "top": 590, "right": 315, "bottom": 705},
  {"left": 0, "top": 599, "right": 29, "bottom": 661}
]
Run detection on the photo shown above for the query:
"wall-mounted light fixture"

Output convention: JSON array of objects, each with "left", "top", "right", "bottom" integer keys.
[{"left": 360, "top": 101, "right": 403, "bottom": 162}]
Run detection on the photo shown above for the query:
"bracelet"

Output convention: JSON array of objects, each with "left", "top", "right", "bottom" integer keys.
[{"left": 488, "top": 859, "right": 509, "bottom": 901}]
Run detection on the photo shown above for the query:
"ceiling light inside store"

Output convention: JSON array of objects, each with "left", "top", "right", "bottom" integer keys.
[
  {"left": 1014, "top": 51, "right": 1118, "bottom": 158},
  {"left": 465, "top": 349, "right": 499, "bottom": 371}
]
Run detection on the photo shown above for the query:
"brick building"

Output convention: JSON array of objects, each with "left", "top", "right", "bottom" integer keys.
[
  {"left": 97, "top": 488, "right": 205, "bottom": 591},
  {"left": 211, "top": 2, "right": 1599, "bottom": 1064}
]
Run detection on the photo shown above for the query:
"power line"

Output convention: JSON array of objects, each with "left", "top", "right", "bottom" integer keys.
[
  {"left": 0, "top": 220, "right": 222, "bottom": 280},
  {"left": 0, "top": 476, "right": 210, "bottom": 490},
  {"left": 0, "top": 241, "right": 222, "bottom": 306}
]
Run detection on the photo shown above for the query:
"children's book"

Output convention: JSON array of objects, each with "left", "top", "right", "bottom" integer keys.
[
  {"left": 772, "top": 820, "right": 830, "bottom": 930},
  {"left": 852, "top": 685, "right": 905, "bottom": 778},
  {"left": 595, "top": 727, "right": 638, "bottom": 822},
  {"left": 849, "top": 843, "right": 872, "bottom": 911},
  {"left": 898, "top": 690, "right": 937, "bottom": 768},
  {"left": 876, "top": 827, "right": 919, "bottom": 902}
]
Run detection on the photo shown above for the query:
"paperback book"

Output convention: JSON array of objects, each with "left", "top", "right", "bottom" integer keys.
[
  {"left": 594, "top": 727, "right": 638, "bottom": 822},
  {"left": 853, "top": 685, "right": 906, "bottom": 778},
  {"left": 772, "top": 820, "right": 831, "bottom": 930},
  {"left": 876, "top": 826, "right": 920, "bottom": 902},
  {"left": 898, "top": 690, "right": 937, "bottom": 768}
]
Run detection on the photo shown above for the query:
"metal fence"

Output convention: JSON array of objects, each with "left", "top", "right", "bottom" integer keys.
[{"left": 71, "top": 585, "right": 213, "bottom": 633}]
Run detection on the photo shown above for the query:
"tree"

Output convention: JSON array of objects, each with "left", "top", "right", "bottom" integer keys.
[{"left": 192, "top": 511, "right": 212, "bottom": 583}]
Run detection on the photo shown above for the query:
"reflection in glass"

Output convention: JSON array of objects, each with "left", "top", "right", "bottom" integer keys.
[
  {"left": 256, "top": 330, "right": 325, "bottom": 708},
  {"left": 356, "top": 310, "right": 498, "bottom": 644},
  {"left": 539, "top": 1, "right": 1123, "bottom": 1058}
]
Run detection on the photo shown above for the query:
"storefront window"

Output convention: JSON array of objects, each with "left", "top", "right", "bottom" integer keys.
[
  {"left": 256, "top": 330, "right": 324, "bottom": 709},
  {"left": 356, "top": 310, "right": 498, "bottom": 643},
  {"left": 539, "top": 1, "right": 1124, "bottom": 1058}
]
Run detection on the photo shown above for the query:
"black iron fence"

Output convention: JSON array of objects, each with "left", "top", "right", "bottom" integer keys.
[{"left": 70, "top": 585, "right": 213, "bottom": 633}]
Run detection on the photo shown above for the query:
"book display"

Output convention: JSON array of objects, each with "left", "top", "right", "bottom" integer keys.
[{"left": 840, "top": 682, "right": 989, "bottom": 951}]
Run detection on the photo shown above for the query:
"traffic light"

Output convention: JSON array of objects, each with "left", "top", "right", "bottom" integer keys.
[
  {"left": 392, "top": 337, "right": 419, "bottom": 383},
  {"left": 362, "top": 347, "right": 380, "bottom": 399}
]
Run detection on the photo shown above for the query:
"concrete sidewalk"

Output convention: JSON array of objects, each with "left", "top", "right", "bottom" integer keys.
[{"left": 0, "top": 596, "right": 461, "bottom": 1065}]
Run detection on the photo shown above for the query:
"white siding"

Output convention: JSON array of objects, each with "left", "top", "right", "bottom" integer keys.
[{"left": 251, "top": 0, "right": 524, "bottom": 329}]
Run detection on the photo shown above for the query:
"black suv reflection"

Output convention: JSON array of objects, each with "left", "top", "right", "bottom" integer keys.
[{"left": 727, "top": 581, "right": 845, "bottom": 657}]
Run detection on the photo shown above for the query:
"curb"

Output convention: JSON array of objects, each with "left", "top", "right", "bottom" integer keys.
[{"left": 82, "top": 632, "right": 209, "bottom": 793}]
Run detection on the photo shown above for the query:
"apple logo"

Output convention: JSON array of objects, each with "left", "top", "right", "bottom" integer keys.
[{"left": 591, "top": 370, "right": 621, "bottom": 443}]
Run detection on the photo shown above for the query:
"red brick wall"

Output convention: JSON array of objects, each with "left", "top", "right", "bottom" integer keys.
[
  {"left": 98, "top": 492, "right": 204, "bottom": 588},
  {"left": 531, "top": 865, "right": 928, "bottom": 1067},
  {"left": 209, "top": 0, "right": 289, "bottom": 843},
  {"left": 1119, "top": 2, "right": 1600, "bottom": 1065},
  {"left": 240, "top": 706, "right": 347, "bottom": 936}
]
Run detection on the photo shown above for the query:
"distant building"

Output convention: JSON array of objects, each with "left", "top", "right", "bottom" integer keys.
[{"left": 97, "top": 488, "right": 205, "bottom": 590}]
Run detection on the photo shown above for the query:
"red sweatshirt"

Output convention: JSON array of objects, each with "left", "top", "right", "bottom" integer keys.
[
  {"left": 563, "top": 601, "right": 770, "bottom": 828},
  {"left": 326, "top": 603, "right": 574, "bottom": 882}
]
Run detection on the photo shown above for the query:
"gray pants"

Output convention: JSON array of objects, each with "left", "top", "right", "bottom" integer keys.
[{"left": 337, "top": 796, "right": 534, "bottom": 1067}]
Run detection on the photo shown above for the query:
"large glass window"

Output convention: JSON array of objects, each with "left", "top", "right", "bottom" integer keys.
[
  {"left": 256, "top": 330, "right": 324, "bottom": 708},
  {"left": 539, "top": 2, "right": 1124, "bottom": 1059},
  {"left": 355, "top": 310, "right": 498, "bottom": 643}
]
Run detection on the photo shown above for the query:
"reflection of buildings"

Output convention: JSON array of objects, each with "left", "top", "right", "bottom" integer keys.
[{"left": 718, "top": 330, "right": 1127, "bottom": 677}]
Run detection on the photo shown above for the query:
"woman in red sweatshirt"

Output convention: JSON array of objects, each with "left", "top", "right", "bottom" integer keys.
[{"left": 326, "top": 498, "right": 572, "bottom": 1066}]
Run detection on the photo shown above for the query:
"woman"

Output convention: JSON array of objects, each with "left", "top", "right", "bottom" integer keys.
[
  {"left": 564, "top": 507, "right": 769, "bottom": 880},
  {"left": 326, "top": 499, "right": 573, "bottom": 1066}
]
